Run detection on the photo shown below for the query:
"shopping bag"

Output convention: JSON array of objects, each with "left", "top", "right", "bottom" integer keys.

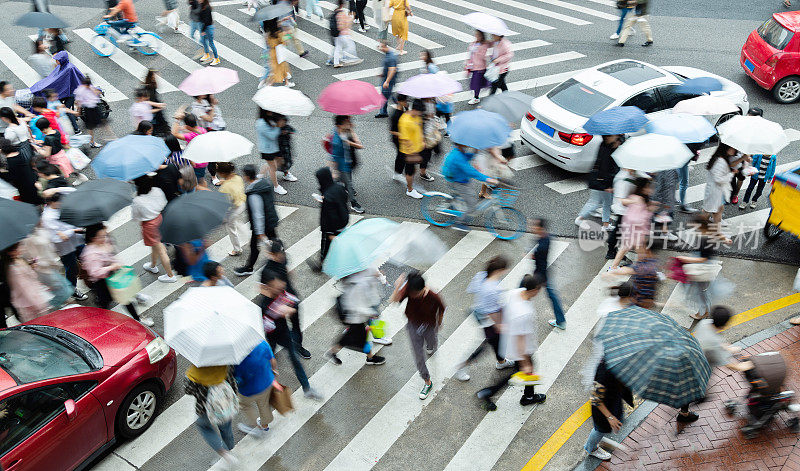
[
  {"left": 66, "top": 147, "right": 91, "bottom": 170},
  {"left": 368, "top": 319, "right": 386, "bottom": 339},
  {"left": 166, "top": 10, "right": 180, "bottom": 30},
  {"left": 484, "top": 64, "right": 500, "bottom": 83},
  {"left": 683, "top": 260, "right": 722, "bottom": 282},
  {"left": 269, "top": 383, "right": 294, "bottom": 415},
  {"left": 275, "top": 44, "right": 290, "bottom": 64},
  {"left": 106, "top": 266, "right": 141, "bottom": 305}
]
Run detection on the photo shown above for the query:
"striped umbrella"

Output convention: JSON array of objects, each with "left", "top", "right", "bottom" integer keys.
[{"left": 595, "top": 305, "right": 711, "bottom": 408}]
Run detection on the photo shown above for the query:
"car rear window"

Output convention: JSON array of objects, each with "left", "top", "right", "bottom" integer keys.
[
  {"left": 546, "top": 78, "right": 615, "bottom": 118},
  {"left": 0, "top": 329, "right": 92, "bottom": 384},
  {"left": 758, "top": 18, "right": 794, "bottom": 50},
  {"left": 596, "top": 61, "right": 666, "bottom": 86}
]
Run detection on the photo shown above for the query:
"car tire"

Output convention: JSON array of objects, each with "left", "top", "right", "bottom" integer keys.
[
  {"left": 116, "top": 382, "right": 161, "bottom": 439},
  {"left": 772, "top": 76, "right": 800, "bottom": 104}
]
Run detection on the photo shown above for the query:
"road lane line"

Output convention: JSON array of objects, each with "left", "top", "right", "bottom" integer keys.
[
  {"left": 523, "top": 0, "right": 618, "bottom": 21},
  {"left": 451, "top": 70, "right": 584, "bottom": 103},
  {"left": 434, "top": 0, "right": 554, "bottom": 31},
  {"left": 487, "top": 0, "right": 592, "bottom": 25},
  {"left": 0, "top": 39, "right": 41, "bottom": 86}
]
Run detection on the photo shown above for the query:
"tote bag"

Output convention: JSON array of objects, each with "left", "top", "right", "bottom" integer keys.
[
  {"left": 106, "top": 266, "right": 141, "bottom": 305},
  {"left": 205, "top": 382, "right": 240, "bottom": 425}
]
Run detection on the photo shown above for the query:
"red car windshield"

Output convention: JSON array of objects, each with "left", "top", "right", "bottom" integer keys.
[
  {"left": 758, "top": 18, "right": 794, "bottom": 50},
  {"left": 0, "top": 327, "right": 98, "bottom": 384}
]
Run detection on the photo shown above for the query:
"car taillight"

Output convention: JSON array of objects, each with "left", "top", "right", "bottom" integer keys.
[
  {"left": 525, "top": 112, "right": 535, "bottom": 122},
  {"left": 765, "top": 54, "right": 781, "bottom": 68},
  {"left": 557, "top": 132, "right": 594, "bottom": 146}
]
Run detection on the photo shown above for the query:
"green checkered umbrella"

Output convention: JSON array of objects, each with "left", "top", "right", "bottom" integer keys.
[{"left": 596, "top": 305, "right": 711, "bottom": 408}]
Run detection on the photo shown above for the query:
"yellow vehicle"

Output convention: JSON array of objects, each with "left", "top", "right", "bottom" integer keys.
[{"left": 764, "top": 165, "right": 800, "bottom": 241}]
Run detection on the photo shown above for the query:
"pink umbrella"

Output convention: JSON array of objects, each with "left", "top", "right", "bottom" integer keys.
[
  {"left": 318, "top": 80, "right": 386, "bottom": 115},
  {"left": 396, "top": 73, "right": 462, "bottom": 98},
  {"left": 178, "top": 67, "right": 240, "bottom": 96}
]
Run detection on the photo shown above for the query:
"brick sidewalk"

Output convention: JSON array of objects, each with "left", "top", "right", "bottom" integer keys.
[{"left": 596, "top": 326, "right": 800, "bottom": 471}]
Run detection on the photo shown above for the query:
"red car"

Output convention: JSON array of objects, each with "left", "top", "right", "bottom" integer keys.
[
  {"left": 741, "top": 11, "right": 800, "bottom": 103},
  {"left": 0, "top": 307, "right": 177, "bottom": 471}
]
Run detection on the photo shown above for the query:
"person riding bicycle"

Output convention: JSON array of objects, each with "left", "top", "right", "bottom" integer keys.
[
  {"left": 441, "top": 144, "right": 498, "bottom": 231},
  {"left": 104, "top": 0, "right": 139, "bottom": 35}
]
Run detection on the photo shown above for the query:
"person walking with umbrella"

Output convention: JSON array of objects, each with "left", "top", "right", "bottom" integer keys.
[
  {"left": 465, "top": 30, "right": 489, "bottom": 105},
  {"left": 702, "top": 144, "right": 735, "bottom": 244},
  {"left": 233, "top": 339, "right": 280, "bottom": 437},
  {"left": 185, "top": 365, "right": 239, "bottom": 468},
  {"left": 582, "top": 360, "right": 634, "bottom": 461},
  {"left": 132, "top": 176, "right": 178, "bottom": 283},
  {"left": 256, "top": 109, "right": 287, "bottom": 195},
  {"left": 574, "top": 135, "right": 622, "bottom": 230},
  {"left": 308, "top": 167, "right": 349, "bottom": 272},
  {"left": 234, "top": 164, "right": 279, "bottom": 277}
]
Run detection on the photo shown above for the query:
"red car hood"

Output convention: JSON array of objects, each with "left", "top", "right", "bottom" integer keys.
[{"left": 27, "top": 307, "right": 152, "bottom": 367}]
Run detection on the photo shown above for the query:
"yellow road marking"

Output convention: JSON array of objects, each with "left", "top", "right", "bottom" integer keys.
[{"left": 521, "top": 292, "right": 800, "bottom": 471}]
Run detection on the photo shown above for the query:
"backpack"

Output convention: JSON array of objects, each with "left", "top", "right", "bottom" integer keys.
[
  {"left": 322, "top": 133, "right": 333, "bottom": 155},
  {"left": 423, "top": 118, "right": 442, "bottom": 148},
  {"left": 205, "top": 382, "right": 239, "bottom": 425},
  {"left": 329, "top": 9, "right": 340, "bottom": 38}
]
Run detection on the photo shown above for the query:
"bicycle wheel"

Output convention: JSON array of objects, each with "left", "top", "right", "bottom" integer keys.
[
  {"left": 486, "top": 206, "right": 526, "bottom": 240},
  {"left": 421, "top": 194, "right": 459, "bottom": 227},
  {"left": 134, "top": 32, "right": 161, "bottom": 55},
  {"left": 90, "top": 34, "right": 115, "bottom": 57}
]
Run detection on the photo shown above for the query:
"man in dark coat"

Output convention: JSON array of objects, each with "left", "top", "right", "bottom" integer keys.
[
  {"left": 234, "top": 164, "right": 279, "bottom": 277},
  {"left": 308, "top": 167, "right": 349, "bottom": 272},
  {"left": 574, "top": 134, "right": 622, "bottom": 229}
]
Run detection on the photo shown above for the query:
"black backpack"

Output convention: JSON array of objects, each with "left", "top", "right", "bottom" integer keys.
[{"left": 329, "top": 9, "right": 340, "bottom": 38}]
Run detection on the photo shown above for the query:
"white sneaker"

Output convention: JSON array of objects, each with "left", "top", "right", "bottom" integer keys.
[
  {"left": 392, "top": 173, "right": 406, "bottom": 183},
  {"left": 304, "top": 387, "right": 324, "bottom": 401},
  {"left": 467, "top": 98, "right": 480, "bottom": 105},
  {"left": 454, "top": 366, "right": 471, "bottom": 381},
  {"left": 496, "top": 359, "right": 515, "bottom": 369},
  {"left": 610, "top": 33, "right": 619, "bottom": 40},
  {"left": 373, "top": 336, "right": 392, "bottom": 345},
  {"left": 750, "top": 202, "right": 757, "bottom": 209},
  {"left": 142, "top": 262, "right": 159, "bottom": 274},
  {"left": 738, "top": 202, "right": 747, "bottom": 209},
  {"left": 274, "top": 185, "right": 288, "bottom": 195},
  {"left": 139, "top": 317, "right": 155, "bottom": 327},
  {"left": 212, "top": 176, "right": 221, "bottom": 186},
  {"left": 574, "top": 217, "right": 589, "bottom": 229},
  {"left": 73, "top": 173, "right": 89, "bottom": 185},
  {"left": 589, "top": 447, "right": 612, "bottom": 460},
  {"left": 158, "top": 274, "right": 179, "bottom": 283},
  {"left": 406, "top": 189, "right": 424, "bottom": 199},
  {"left": 358, "top": 26, "right": 367, "bottom": 33},
  {"left": 285, "top": 81, "right": 295, "bottom": 88},
  {"left": 134, "top": 293, "right": 151, "bottom": 305},
  {"left": 282, "top": 172, "right": 298, "bottom": 182}
]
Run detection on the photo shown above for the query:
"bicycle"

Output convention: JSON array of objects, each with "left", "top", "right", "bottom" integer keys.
[
  {"left": 90, "top": 19, "right": 161, "bottom": 57},
  {"left": 420, "top": 183, "right": 527, "bottom": 240}
]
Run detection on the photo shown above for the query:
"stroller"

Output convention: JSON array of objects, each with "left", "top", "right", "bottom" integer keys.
[{"left": 725, "top": 352, "right": 800, "bottom": 439}]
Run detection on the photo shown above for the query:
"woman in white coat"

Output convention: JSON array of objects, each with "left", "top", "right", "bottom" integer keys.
[{"left": 702, "top": 144, "right": 736, "bottom": 243}]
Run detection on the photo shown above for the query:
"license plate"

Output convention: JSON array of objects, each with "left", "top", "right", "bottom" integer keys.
[
  {"left": 536, "top": 120, "right": 555, "bottom": 137},
  {"left": 744, "top": 59, "right": 755, "bottom": 73}
]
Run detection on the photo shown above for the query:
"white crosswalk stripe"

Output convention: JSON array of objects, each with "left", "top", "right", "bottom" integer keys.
[
  {"left": 167, "top": 20, "right": 265, "bottom": 77},
  {"left": 0, "top": 39, "right": 41, "bottom": 86},
  {"left": 432, "top": 0, "right": 554, "bottom": 31}
]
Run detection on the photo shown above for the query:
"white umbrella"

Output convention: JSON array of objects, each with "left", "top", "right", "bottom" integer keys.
[
  {"left": 460, "top": 12, "right": 512, "bottom": 37},
  {"left": 717, "top": 115, "right": 790, "bottom": 155},
  {"left": 252, "top": 86, "right": 315, "bottom": 116},
  {"left": 182, "top": 131, "right": 254, "bottom": 164},
  {"left": 164, "top": 286, "right": 265, "bottom": 367},
  {"left": 671, "top": 95, "right": 739, "bottom": 116},
  {"left": 612, "top": 134, "right": 693, "bottom": 172}
]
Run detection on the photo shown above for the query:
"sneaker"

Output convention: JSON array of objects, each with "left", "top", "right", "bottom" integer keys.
[
  {"left": 344, "top": 58, "right": 364, "bottom": 66},
  {"left": 233, "top": 266, "right": 254, "bottom": 276},
  {"left": 134, "top": 293, "right": 151, "bottom": 305},
  {"left": 282, "top": 172, "right": 298, "bottom": 182},
  {"left": 142, "top": 262, "right": 159, "bottom": 274},
  {"left": 419, "top": 173, "right": 434, "bottom": 182},
  {"left": 350, "top": 203, "right": 365, "bottom": 214},
  {"left": 90, "top": 141, "right": 102, "bottom": 148},
  {"left": 375, "top": 113, "right": 388, "bottom": 118},
  {"left": 364, "top": 24, "right": 371, "bottom": 30},
  {"left": 750, "top": 202, "right": 757, "bottom": 209},
  {"left": 285, "top": 81, "right": 295, "bottom": 88},
  {"left": 139, "top": 317, "right": 155, "bottom": 327},
  {"left": 210, "top": 58, "right": 221, "bottom": 66},
  {"left": 256, "top": 417, "right": 270, "bottom": 433},
  {"left": 212, "top": 176, "right": 221, "bottom": 186},
  {"left": 495, "top": 359, "right": 514, "bottom": 370},
  {"left": 326, "top": 60, "right": 334, "bottom": 66},
  {"left": 199, "top": 53, "right": 210, "bottom": 62},
  {"left": 325, "top": 351, "right": 343, "bottom": 365},
  {"left": 609, "top": 33, "right": 619, "bottom": 40},
  {"left": 589, "top": 446, "right": 612, "bottom": 460},
  {"left": 299, "top": 51, "right": 309, "bottom": 58},
  {"left": 476, "top": 388, "right": 492, "bottom": 400},
  {"left": 481, "top": 400, "right": 498, "bottom": 411},
  {"left": 548, "top": 319, "right": 566, "bottom": 330},
  {"left": 297, "top": 346, "right": 312, "bottom": 359},
  {"left": 677, "top": 411, "right": 699, "bottom": 423},
  {"left": 158, "top": 274, "right": 179, "bottom": 283},
  {"left": 274, "top": 185, "right": 288, "bottom": 195},
  {"left": 372, "top": 336, "right": 392, "bottom": 345},
  {"left": 419, "top": 383, "right": 433, "bottom": 399},
  {"left": 454, "top": 366, "right": 470, "bottom": 381},
  {"left": 679, "top": 205, "right": 697, "bottom": 213},
  {"left": 312, "top": 192, "right": 324, "bottom": 203},
  {"left": 303, "top": 387, "right": 324, "bottom": 401},
  {"left": 510, "top": 372, "right": 542, "bottom": 386},
  {"left": 238, "top": 422, "right": 262, "bottom": 436},
  {"left": 467, "top": 97, "right": 480, "bottom": 105},
  {"left": 366, "top": 355, "right": 386, "bottom": 365},
  {"left": 641, "top": 40, "right": 653, "bottom": 47},
  {"left": 574, "top": 217, "right": 589, "bottom": 229},
  {"left": 392, "top": 173, "right": 406, "bottom": 183},
  {"left": 73, "top": 290, "right": 88, "bottom": 301},
  {"left": 73, "top": 173, "right": 89, "bottom": 185},
  {"left": 615, "top": 42, "right": 625, "bottom": 47},
  {"left": 332, "top": 62, "right": 342, "bottom": 68},
  {"left": 406, "top": 189, "right": 424, "bottom": 199},
  {"left": 426, "top": 347, "right": 436, "bottom": 355},
  {"left": 519, "top": 393, "right": 546, "bottom": 406},
  {"left": 738, "top": 202, "right": 747, "bottom": 209},
  {"left": 358, "top": 26, "right": 367, "bottom": 33}
]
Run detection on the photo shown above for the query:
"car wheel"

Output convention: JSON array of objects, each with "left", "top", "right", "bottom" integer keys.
[
  {"left": 116, "top": 382, "right": 161, "bottom": 439},
  {"left": 772, "top": 76, "right": 800, "bottom": 104}
]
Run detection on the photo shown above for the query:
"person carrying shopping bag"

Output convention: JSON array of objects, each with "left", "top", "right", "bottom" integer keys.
[{"left": 233, "top": 340, "right": 280, "bottom": 437}]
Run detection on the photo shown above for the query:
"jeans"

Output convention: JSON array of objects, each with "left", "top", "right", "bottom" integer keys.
[
  {"left": 201, "top": 25, "right": 218, "bottom": 58},
  {"left": 546, "top": 281, "right": 565, "bottom": 325},
  {"left": 678, "top": 163, "right": 689, "bottom": 206},
  {"left": 195, "top": 415, "right": 234, "bottom": 452},
  {"left": 305, "top": 0, "right": 323, "bottom": 17},
  {"left": 379, "top": 84, "right": 393, "bottom": 115},
  {"left": 407, "top": 323, "right": 438, "bottom": 381},
  {"left": 584, "top": 428, "right": 606, "bottom": 453},
  {"left": 60, "top": 251, "right": 79, "bottom": 289},
  {"left": 333, "top": 35, "right": 358, "bottom": 66},
  {"left": 578, "top": 189, "right": 613, "bottom": 223},
  {"left": 743, "top": 178, "right": 767, "bottom": 203},
  {"left": 267, "top": 319, "right": 311, "bottom": 391},
  {"left": 337, "top": 170, "right": 359, "bottom": 206},
  {"left": 615, "top": 8, "right": 632, "bottom": 35},
  {"left": 189, "top": 20, "right": 203, "bottom": 44}
]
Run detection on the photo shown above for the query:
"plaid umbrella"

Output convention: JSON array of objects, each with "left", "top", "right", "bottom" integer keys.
[{"left": 595, "top": 305, "right": 711, "bottom": 408}]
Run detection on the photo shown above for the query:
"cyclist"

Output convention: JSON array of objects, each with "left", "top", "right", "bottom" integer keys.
[
  {"left": 104, "top": 0, "right": 139, "bottom": 35},
  {"left": 440, "top": 144, "right": 498, "bottom": 231}
]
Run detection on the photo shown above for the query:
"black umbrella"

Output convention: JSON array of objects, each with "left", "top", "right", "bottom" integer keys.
[
  {"left": 252, "top": 2, "right": 294, "bottom": 23},
  {"left": 160, "top": 191, "right": 231, "bottom": 245},
  {"left": 479, "top": 91, "right": 534, "bottom": 125},
  {"left": 59, "top": 179, "right": 133, "bottom": 227},
  {"left": 0, "top": 198, "right": 39, "bottom": 251},
  {"left": 14, "top": 11, "right": 69, "bottom": 29}
]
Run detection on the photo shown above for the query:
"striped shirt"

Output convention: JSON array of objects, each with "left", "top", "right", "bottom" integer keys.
[
  {"left": 467, "top": 271, "right": 503, "bottom": 327},
  {"left": 632, "top": 257, "right": 659, "bottom": 309}
]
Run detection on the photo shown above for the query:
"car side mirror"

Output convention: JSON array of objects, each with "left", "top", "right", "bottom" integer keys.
[{"left": 64, "top": 399, "right": 76, "bottom": 421}]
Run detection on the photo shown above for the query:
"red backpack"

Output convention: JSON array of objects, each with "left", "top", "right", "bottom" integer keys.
[{"left": 322, "top": 133, "right": 333, "bottom": 155}]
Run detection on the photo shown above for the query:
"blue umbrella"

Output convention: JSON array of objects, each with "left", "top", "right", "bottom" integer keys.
[
  {"left": 675, "top": 77, "right": 723, "bottom": 94},
  {"left": 447, "top": 109, "right": 511, "bottom": 149},
  {"left": 91, "top": 134, "right": 170, "bottom": 181},
  {"left": 583, "top": 106, "right": 648, "bottom": 135},
  {"left": 322, "top": 218, "right": 400, "bottom": 279},
  {"left": 645, "top": 113, "right": 717, "bottom": 144}
]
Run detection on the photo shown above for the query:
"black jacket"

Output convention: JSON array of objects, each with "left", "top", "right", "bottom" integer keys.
[
  {"left": 587, "top": 141, "right": 620, "bottom": 191},
  {"left": 316, "top": 167, "right": 349, "bottom": 234},
  {"left": 198, "top": 5, "right": 213, "bottom": 30},
  {"left": 245, "top": 178, "right": 280, "bottom": 235}
]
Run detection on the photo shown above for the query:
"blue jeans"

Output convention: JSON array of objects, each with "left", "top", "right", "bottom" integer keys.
[
  {"left": 201, "top": 25, "right": 218, "bottom": 58},
  {"left": 578, "top": 189, "right": 613, "bottom": 223},
  {"left": 615, "top": 8, "right": 632, "bottom": 35},
  {"left": 584, "top": 427, "right": 605, "bottom": 453},
  {"left": 379, "top": 84, "right": 393, "bottom": 115},
  {"left": 678, "top": 163, "right": 689, "bottom": 206},
  {"left": 189, "top": 20, "right": 203, "bottom": 44},
  {"left": 195, "top": 415, "right": 234, "bottom": 452},
  {"left": 546, "top": 281, "right": 565, "bottom": 325},
  {"left": 108, "top": 19, "right": 136, "bottom": 34}
]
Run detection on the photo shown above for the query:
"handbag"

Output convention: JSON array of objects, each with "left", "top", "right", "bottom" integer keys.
[
  {"left": 65, "top": 147, "right": 91, "bottom": 170},
  {"left": 106, "top": 266, "right": 141, "bottom": 305},
  {"left": 269, "top": 383, "right": 295, "bottom": 415},
  {"left": 683, "top": 260, "right": 722, "bottom": 282},
  {"left": 484, "top": 64, "right": 500, "bottom": 83},
  {"left": 205, "top": 381, "right": 240, "bottom": 425},
  {"left": 275, "top": 44, "right": 290, "bottom": 64}
]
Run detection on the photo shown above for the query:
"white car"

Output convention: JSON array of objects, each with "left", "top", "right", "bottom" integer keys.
[{"left": 519, "top": 59, "right": 749, "bottom": 173}]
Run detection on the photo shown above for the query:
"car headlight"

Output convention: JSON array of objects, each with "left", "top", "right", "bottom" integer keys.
[{"left": 145, "top": 337, "right": 170, "bottom": 364}]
